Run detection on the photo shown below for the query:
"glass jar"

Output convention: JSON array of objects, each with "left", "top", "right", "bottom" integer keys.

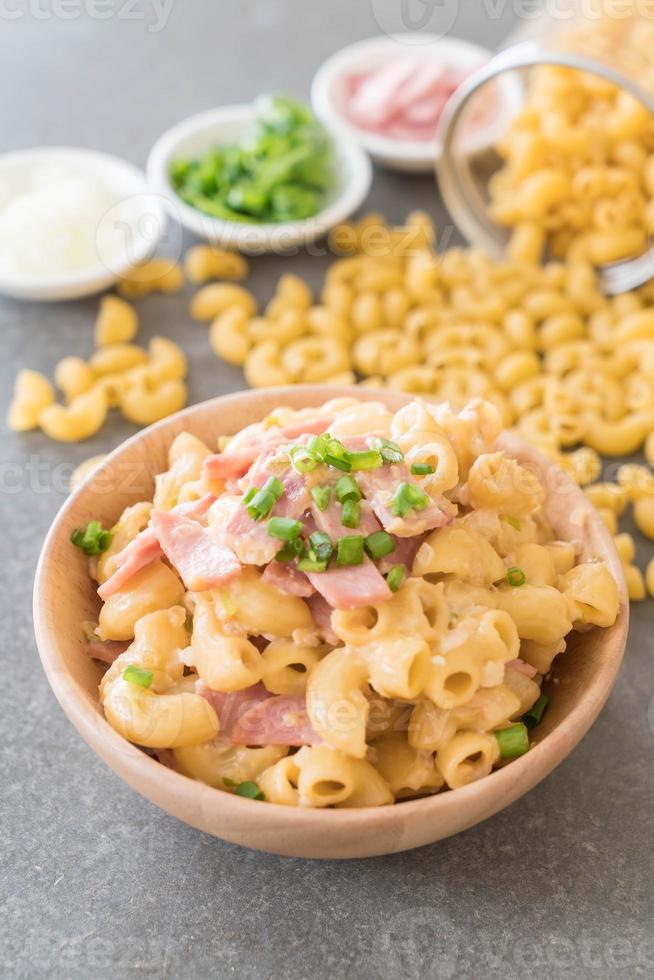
[{"left": 436, "top": 1, "right": 654, "bottom": 292}]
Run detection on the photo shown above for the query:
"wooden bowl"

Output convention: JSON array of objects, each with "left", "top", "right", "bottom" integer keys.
[{"left": 33, "top": 387, "right": 629, "bottom": 859}]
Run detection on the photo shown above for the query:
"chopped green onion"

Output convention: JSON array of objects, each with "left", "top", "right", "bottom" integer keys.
[
  {"left": 523, "top": 694, "right": 549, "bottom": 730},
  {"left": 505, "top": 515, "right": 521, "bottom": 531},
  {"left": 335, "top": 475, "right": 361, "bottom": 503},
  {"left": 410, "top": 462, "right": 435, "bottom": 476},
  {"left": 246, "top": 488, "right": 276, "bottom": 520},
  {"left": 290, "top": 446, "right": 319, "bottom": 473},
  {"left": 365, "top": 530, "right": 395, "bottom": 560},
  {"left": 349, "top": 450, "right": 383, "bottom": 471},
  {"left": 390, "top": 482, "right": 429, "bottom": 518},
  {"left": 311, "top": 485, "right": 331, "bottom": 512},
  {"left": 507, "top": 566, "right": 526, "bottom": 587},
  {"left": 386, "top": 565, "right": 405, "bottom": 592},
  {"left": 262, "top": 475, "right": 284, "bottom": 500},
  {"left": 336, "top": 535, "right": 365, "bottom": 567},
  {"left": 234, "top": 780, "right": 265, "bottom": 800},
  {"left": 71, "top": 520, "right": 112, "bottom": 556},
  {"left": 495, "top": 723, "right": 530, "bottom": 759},
  {"left": 123, "top": 665, "right": 154, "bottom": 688},
  {"left": 371, "top": 437, "right": 403, "bottom": 464},
  {"left": 276, "top": 538, "right": 305, "bottom": 563},
  {"left": 341, "top": 499, "right": 360, "bottom": 529},
  {"left": 324, "top": 438, "right": 352, "bottom": 472},
  {"left": 298, "top": 556, "right": 329, "bottom": 573},
  {"left": 307, "top": 433, "right": 329, "bottom": 461},
  {"left": 308, "top": 531, "right": 333, "bottom": 563},
  {"left": 267, "top": 517, "right": 303, "bottom": 541},
  {"left": 243, "top": 487, "right": 257, "bottom": 505}
]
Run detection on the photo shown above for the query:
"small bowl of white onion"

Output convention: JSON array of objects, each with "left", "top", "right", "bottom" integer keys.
[{"left": 0, "top": 147, "right": 166, "bottom": 301}]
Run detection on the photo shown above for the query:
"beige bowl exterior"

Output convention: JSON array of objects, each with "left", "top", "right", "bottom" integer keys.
[{"left": 33, "top": 386, "right": 629, "bottom": 859}]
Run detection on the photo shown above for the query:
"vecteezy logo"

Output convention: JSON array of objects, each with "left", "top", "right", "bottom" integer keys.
[
  {"left": 370, "top": 0, "right": 459, "bottom": 42},
  {"left": 375, "top": 907, "right": 460, "bottom": 979}
]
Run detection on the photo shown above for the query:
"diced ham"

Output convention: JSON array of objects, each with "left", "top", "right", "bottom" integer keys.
[
  {"left": 306, "top": 560, "right": 392, "bottom": 612},
  {"left": 87, "top": 638, "right": 130, "bottom": 664},
  {"left": 356, "top": 464, "right": 455, "bottom": 537},
  {"left": 377, "top": 532, "right": 427, "bottom": 575},
  {"left": 97, "top": 528, "right": 162, "bottom": 600},
  {"left": 97, "top": 494, "right": 216, "bottom": 600},
  {"left": 507, "top": 658, "right": 539, "bottom": 679},
  {"left": 262, "top": 560, "right": 314, "bottom": 598},
  {"left": 150, "top": 509, "right": 241, "bottom": 591},
  {"left": 306, "top": 497, "right": 391, "bottom": 610},
  {"left": 305, "top": 593, "right": 340, "bottom": 646},
  {"left": 230, "top": 695, "right": 320, "bottom": 747},
  {"left": 203, "top": 414, "right": 333, "bottom": 482},
  {"left": 196, "top": 681, "right": 269, "bottom": 736}
]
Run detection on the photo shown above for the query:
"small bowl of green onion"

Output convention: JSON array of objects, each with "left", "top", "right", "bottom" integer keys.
[{"left": 147, "top": 95, "right": 372, "bottom": 253}]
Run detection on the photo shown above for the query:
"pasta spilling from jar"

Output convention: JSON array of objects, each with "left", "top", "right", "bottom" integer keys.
[{"left": 78, "top": 397, "right": 619, "bottom": 807}]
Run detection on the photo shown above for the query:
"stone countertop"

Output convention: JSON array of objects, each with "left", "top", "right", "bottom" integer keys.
[{"left": 1, "top": 2, "right": 653, "bottom": 977}]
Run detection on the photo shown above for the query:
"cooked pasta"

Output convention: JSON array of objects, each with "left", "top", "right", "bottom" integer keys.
[{"left": 78, "top": 398, "right": 619, "bottom": 807}]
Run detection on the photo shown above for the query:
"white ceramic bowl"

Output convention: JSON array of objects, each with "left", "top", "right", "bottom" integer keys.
[
  {"left": 0, "top": 147, "right": 165, "bottom": 301},
  {"left": 311, "top": 34, "right": 523, "bottom": 174},
  {"left": 146, "top": 105, "right": 373, "bottom": 254}
]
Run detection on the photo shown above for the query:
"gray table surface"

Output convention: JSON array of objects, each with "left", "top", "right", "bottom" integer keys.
[{"left": 2, "top": 2, "right": 653, "bottom": 978}]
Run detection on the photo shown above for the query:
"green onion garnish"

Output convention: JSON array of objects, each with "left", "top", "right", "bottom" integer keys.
[
  {"left": 505, "top": 515, "right": 521, "bottom": 531},
  {"left": 311, "top": 485, "right": 331, "bottom": 512},
  {"left": 365, "top": 530, "right": 395, "bottom": 560},
  {"left": 410, "top": 462, "right": 435, "bottom": 476},
  {"left": 71, "top": 520, "right": 112, "bottom": 556},
  {"left": 386, "top": 564, "right": 405, "bottom": 592},
  {"left": 291, "top": 447, "right": 319, "bottom": 473},
  {"left": 495, "top": 723, "right": 530, "bottom": 759},
  {"left": 507, "top": 566, "right": 526, "bottom": 587},
  {"left": 335, "top": 475, "right": 361, "bottom": 503},
  {"left": 267, "top": 517, "right": 303, "bottom": 541},
  {"left": 324, "top": 438, "right": 352, "bottom": 472},
  {"left": 341, "top": 499, "right": 360, "bottom": 529},
  {"left": 234, "top": 780, "right": 265, "bottom": 800},
  {"left": 123, "top": 665, "right": 154, "bottom": 688},
  {"left": 348, "top": 450, "right": 383, "bottom": 471},
  {"left": 263, "top": 475, "right": 284, "bottom": 500},
  {"left": 276, "top": 538, "right": 305, "bottom": 563},
  {"left": 371, "top": 437, "right": 403, "bottom": 464},
  {"left": 523, "top": 694, "right": 549, "bottom": 729},
  {"left": 243, "top": 487, "right": 257, "bottom": 505},
  {"left": 246, "top": 487, "right": 277, "bottom": 521},
  {"left": 298, "top": 556, "right": 329, "bottom": 573},
  {"left": 336, "top": 535, "right": 365, "bottom": 567},
  {"left": 307, "top": 433, "right": 329, "bottom": 461},
  {"left": 390, "top": 482, "right": 429, "bottom": 518},
  {"left": 307, "top": 531, "right": 333, "bottom": 563}
]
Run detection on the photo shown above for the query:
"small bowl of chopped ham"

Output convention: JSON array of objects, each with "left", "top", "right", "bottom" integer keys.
[{"left": 311, "top": 34, "right": 522, "bottom": 173}]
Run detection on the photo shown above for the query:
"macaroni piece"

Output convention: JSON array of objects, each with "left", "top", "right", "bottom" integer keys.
[{"left": 81, "top": 398, "right": 619, "bottom": 808}]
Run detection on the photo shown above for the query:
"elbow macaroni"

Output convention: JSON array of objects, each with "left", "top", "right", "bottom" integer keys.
[{"left": 84, "top": 398, "right": 619, "bottom": 807}]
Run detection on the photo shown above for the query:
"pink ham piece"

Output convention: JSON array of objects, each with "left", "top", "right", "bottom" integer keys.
[
  {"left": 150, "top": 509, "right": 240, "bottom": 591},
  {"left": 507, "top": 658, "right": 539, "bottom": 679},
  {"left": 305, "top": 594, "right": 340, "bottom": 646},
  {"left": 230, "top": 695, "right": 320, "bottom": 747},
  {"left": 356, "top": 463, "right": 455, "bottom": 537},
  {"left": 262, "top": 560, "right": 314, "bottom": 598},
  {"left": 97, "top": 528, "right": 161, "bottom": 600},
  {"left": 306, "top": 499, "right": 391, "bottom": 611},
  {"left": 97, "top": 494, "right": 217, "bottom": 600},
  {"left": 202, "top": 414, "right": 333, "bottom": 482},
  {"left": 377, "top": 532, "right": 427, "bottom": 575},
  {"left": 196, "top": 681, "right": 269, "bottom": 736},
  {"left": 87, "top": 638, "right": 130, "bottom": 664}
]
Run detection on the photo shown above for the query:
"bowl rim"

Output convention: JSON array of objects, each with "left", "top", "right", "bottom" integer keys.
[
  {"left": 0, "top": 145, "right": 164, "bottom": 299},
  {"left": 33, "top": 386, "right": 629, "bottom": 856},
  {"left": 145, "top": 104, "right": 373, "bottom": 252},
  {"left": 310, "top": 34, "right": 494, "bottom": 163}
]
